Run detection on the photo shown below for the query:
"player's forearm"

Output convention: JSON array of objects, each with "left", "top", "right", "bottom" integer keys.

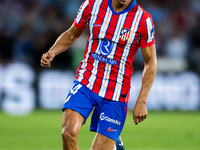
[
  {"left": 48, "top": 30, "right": 77, "bottom": 56},
  {"left": 137, "top": 60, "right": 157, "bottom": 104}
]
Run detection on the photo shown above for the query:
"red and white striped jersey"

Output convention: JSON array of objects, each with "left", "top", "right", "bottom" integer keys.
[{"left": 74, "top": 0, "right": 155, "bottom": 102}]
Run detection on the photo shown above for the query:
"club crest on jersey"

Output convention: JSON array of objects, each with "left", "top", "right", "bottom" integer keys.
[{"left": 120, "top": 28, "right": 131, "bottom": 41}]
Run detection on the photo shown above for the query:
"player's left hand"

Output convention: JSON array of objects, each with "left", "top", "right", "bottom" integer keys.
[{"left": 133, "top": 102, "right": 147, "bottom": 125}]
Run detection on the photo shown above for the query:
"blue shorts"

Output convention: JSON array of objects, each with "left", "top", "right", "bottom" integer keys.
[{"left": 63, "top": 81, "right": 127, "bottom": 141}]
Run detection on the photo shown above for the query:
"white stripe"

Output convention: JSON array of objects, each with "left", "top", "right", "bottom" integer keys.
[
  {"left": 124, "top": 33, "right": 128, "bottom": 40},
  {"left": 77, "top": 67, "right": 86, "bottom": 82},
  {"left": 87, "top": 6, "right": 113, "bottom": 90},
  {"left": 78, "top": 0, "right": 103, "bottom": 82},
  {"left": 113, "top": 6, "right": 143, "bottom": 101},
  {"left": 98, "top": 13, "right": 128, "bottom": 98},
  {"left": 98, "top": 7, "right": 113, "bottom": 39},
  {"left": 76, "top": 0, "right": 89, "bottom": 24},
  {"left": 86, "top": 42, "right": 101, "bottom": 89},
  {"left": 127, "top": 6, "right": 143, "bottom": 45},
  {"left": 113, "top": 13, "right": 128, "bottom": 42},
  {"left": 98, "top": 44, "right": 116, "bottom": 97}
]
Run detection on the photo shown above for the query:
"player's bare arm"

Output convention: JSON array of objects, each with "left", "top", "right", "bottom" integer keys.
[
  {"left": 133, "top": 44, "right": 157, "bottom": 125},
  {"left": 40, "top": 24, "right": 83, "bottom": 68}
]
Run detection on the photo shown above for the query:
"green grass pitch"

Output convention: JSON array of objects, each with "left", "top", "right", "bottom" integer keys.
[{"left": 0, "top": 110, "right": 200, "bottom": 150}]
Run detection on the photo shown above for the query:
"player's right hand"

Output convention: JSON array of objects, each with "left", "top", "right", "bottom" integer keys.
[{"left": 41, "top": 51, "right": 55, "bottom": 68}]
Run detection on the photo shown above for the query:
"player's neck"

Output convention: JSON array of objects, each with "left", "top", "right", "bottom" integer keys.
[{"left": 111, "top": 0, "right": 133, "bottom": 13}]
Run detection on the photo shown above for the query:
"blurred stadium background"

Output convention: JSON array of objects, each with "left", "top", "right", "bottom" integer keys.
[{"left": 0, "top": 0, "right": 199, "bottom": 150}]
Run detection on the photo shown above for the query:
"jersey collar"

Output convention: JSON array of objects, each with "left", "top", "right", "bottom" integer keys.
[{"left": 108, "top": 0, "right": 137, "bottom": 15}]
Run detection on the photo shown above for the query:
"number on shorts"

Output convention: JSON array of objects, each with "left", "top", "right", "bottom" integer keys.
[{"left": 71, "top": 84, "right": 82, "bottom": 94}]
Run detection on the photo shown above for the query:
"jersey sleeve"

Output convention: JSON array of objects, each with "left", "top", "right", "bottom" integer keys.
[
  {"left": 74, "top": 0, "right": 90, "bottom": 30},
  {"left": 140, "top": 13, "right": 155, "bottom": 48}
]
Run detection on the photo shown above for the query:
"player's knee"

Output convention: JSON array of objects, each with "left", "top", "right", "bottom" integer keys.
[
  {"left": 62, "top": 132, "right": 75, "bottom": 142},
  {"left": 62, "top": 128, "right": 78, "bottom": 142}
]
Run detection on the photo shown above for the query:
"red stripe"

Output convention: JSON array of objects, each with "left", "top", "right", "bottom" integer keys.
[
  {"left": 92, "top": 0, "right": 107, "bottom": 39},
  {"left": 120, "top": 7, "right": 143, "bottom": 101},
  {"left": 104, "top": 11, "right": 119, "bottom": 40},
  {"left": 112, "top": 11, "right": 135, "bottom": 101},
  {"left": 86, "top": 0, "right": 108, "bottom": 93}
]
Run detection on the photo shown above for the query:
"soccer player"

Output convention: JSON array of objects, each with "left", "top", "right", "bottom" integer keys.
[{"left": 41, "top": 0, "right": 157, "bottom": 149}]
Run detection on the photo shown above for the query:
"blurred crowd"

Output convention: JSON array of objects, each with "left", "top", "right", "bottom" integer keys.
[{"left": 0, "top": 0, "right": 200, "bottom": 74}]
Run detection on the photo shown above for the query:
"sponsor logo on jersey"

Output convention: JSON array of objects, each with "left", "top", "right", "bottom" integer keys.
[
  {"left": 120, "top": 28, "right": 131, "bottom": 41},
  {"left": 107, "top": 127, "right": 117, "bottom": 132},
  {"left": 91, "top": 53, "right": 118, "bottom": 65},
  {"left": 99, "top": 40, "right": 113, "bottom": 56},
  {"left": 93, "top": 23, "right": 101, "bottom": 27},
  {"left": 100, "top": 112, "right": 121, "bottom": 125}
]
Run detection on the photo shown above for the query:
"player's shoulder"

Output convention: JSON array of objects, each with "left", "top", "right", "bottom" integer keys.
[
  {"left": 87, "top": 0, "right": 97, "bottom": 5},
  {"left": 135, "top": 4, "right": 154, "bottom": 26},
  {"left": 86, "top": 0, "right": 101, "bottom": 8},
  {"left": 81, "top": 0, "right": 94, "bottom": 6},
  {"left": 79, "top": 0, "right": 95, "bottom": 13},
  {"left": 137, "top": 4, "right": 153, "bottom": 19}
]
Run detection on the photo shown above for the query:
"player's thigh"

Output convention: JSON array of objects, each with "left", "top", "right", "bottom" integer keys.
[
  {"left": 62, "top": 109, "right": 85, "bottom": 136},
  {"left": 63, "top": 81, "right": 95, "bottom": 124},
  {"left": 91, "top": 133, "right": 116, "bottom": 150},
  {"left": 90, "top": 98, "right": 127, "bottom": 141}
]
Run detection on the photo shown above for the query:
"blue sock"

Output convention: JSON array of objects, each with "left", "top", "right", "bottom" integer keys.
[{"left": 116, "top": 136, "right": 125, "bottom": 150}]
